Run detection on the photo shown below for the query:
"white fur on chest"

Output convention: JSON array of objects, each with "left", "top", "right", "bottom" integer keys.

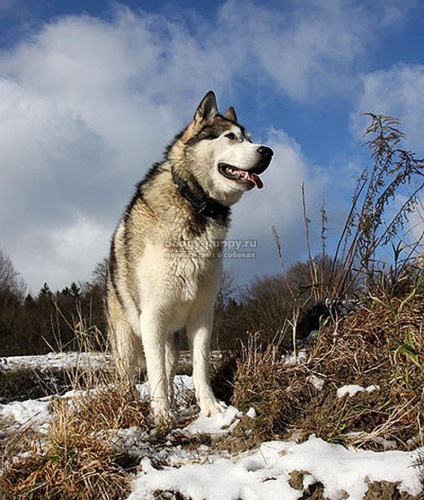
[{"left": 137, "top": 236, "right": 222, "bottom": 306}]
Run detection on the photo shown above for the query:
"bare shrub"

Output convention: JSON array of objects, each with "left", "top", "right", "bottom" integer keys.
[
  {"left": 329, "top": 114, "right": 424, "bottom": 298},
  {"left": 0, "top": 248, "right": 27, "bottom": 300}
]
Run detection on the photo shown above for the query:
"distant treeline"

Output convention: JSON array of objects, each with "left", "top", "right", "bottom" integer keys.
[
  {"left": 0, "top": 247, "right": 344, "bottom": 357},
  {"left": 0, "top": 253, "right": 108, "bottom": 357}
]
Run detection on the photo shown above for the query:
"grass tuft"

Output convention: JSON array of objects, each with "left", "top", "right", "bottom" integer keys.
[{"left": 1, "top": 364, "right": 150, "bottom": 499}]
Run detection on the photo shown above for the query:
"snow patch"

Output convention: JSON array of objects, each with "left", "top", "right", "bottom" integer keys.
[
  {"left": 129, "top": 436, "right": 423, "bottom": 500},
  {"left": 183, "top": 406, "right": 241, "bottom": 436},
  {"left": 0, "top": 398, "right": 51, "bottom": 433},
  {"left": 337, "top": 384, "right": 380, "bottom": 398},
  {"left": 246, "top": 407, "right": 257, "bottom": 419},
  {"left": 281, "top": 349, "right": 307, "bottom": 366},
  {"left": 307, "top": 375, "right": 325, "bottom": 390}
]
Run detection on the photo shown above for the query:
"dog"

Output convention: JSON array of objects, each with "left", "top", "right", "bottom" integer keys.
[{"left": 107, "top": 91, "right": 273, "bottom": 424}]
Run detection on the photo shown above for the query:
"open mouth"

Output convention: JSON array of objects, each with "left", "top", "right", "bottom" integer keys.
[{"left": 218, "top": 163, "right": 263, "bottom": 189}]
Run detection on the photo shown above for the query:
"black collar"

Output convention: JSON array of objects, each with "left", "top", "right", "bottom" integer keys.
[{"left": 172, "top": 168, "right": 230, "bottom": 222}]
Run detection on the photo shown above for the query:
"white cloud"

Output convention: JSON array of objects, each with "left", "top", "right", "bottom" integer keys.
[
  {"left": 353, "top": 63, "right": 424, "bottom": 245},
  {"left": 14, "top": 216, "right": 111, "bottom": 293},
  {"left": 214, "top": 0, "right": 412, "bottom": 101},
  {"left": 410, "top": 201, "right": 424, "bottom": 249},
  {"left": 354, "top": 64, "right": 424, "bottom": 154}
]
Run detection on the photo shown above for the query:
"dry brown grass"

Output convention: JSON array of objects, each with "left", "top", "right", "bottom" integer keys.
[
  {"left": 0, "top": 367, "right": 150, "bottom": 499},
  {"left": 233, "top": 280, "right": 424, "bottom": 451},
  {"left": 2, "top": 408, "right": 128, "bottom": 499},
  {"left": 233, "top": 334, "right": 288, "bottom": 438}
]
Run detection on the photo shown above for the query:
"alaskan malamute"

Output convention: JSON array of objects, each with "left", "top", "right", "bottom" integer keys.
[{"left": 107, "top": 91, "right": 273, "bottom": 424}]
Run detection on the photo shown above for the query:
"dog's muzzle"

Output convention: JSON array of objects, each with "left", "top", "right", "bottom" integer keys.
[
  {"left": 218, "top": 145, "right": 273, "bottom": 190},
  {"left": 255, "top": 146, "right": 274, "bottom": 174}
]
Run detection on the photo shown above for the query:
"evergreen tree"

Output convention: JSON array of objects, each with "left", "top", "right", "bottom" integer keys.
[
  {"left": 70, "top": 282, "right": 82, "bottom": 299},
  {"left": 39, "top": 282, "right": 52, "bottom": 297}
]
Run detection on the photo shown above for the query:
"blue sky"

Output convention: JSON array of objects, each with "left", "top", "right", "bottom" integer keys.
[{"left": 0, "top": 0, "right": 423, "bottom": 293}]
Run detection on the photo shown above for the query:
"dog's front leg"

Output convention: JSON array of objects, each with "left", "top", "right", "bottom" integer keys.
[
  {"left": 187, "top": 308, "right": 227, "bottom": 416},
  {"left": 139, "top": 311, "right": 171, "bottom": 425}
]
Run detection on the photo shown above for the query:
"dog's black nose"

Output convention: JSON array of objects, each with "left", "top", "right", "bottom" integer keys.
[{"left": 257, "top": 146, "right": 274, "bottom": 160}]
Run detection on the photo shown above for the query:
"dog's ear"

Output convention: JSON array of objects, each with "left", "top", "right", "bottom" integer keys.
[
  {"left": 194, "top": 91, "right": 218, "bottom": 125},
  {"left": 224, "top": 106, "right": 237, "bottom": 123}
]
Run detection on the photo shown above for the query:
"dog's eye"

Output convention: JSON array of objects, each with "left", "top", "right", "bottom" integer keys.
[{"left": 225, "top": 133, "right": 237, "bottom": 140}]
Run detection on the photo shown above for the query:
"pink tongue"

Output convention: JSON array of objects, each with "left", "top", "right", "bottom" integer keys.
[{"left": 246, "top": 171, "right": 263, "bottom": 189}]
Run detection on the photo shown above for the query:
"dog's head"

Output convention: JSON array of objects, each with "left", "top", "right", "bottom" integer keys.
[{"left": 174, "top": 91, "right": 273, "bottom": 206}]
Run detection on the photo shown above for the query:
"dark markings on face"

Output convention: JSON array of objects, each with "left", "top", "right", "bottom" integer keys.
[{"left": 186, "top": 116, "right": 248, "bottom": 145}]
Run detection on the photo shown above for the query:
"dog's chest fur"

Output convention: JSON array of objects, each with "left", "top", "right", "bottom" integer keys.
[
  {"left": 129, "top": 168, "right": 229, "bottom": 305},
  {"left": 170, "top": 224, "right": 225, "bottom": 302}
]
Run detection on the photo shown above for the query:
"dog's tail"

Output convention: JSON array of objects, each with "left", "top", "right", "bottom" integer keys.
[{"left": 106, "top": 278, "right": 145, "bottom": 380}]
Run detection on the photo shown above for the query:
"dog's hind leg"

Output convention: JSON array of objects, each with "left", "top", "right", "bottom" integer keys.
[
  {"left": 112, "top": 322, "right": 144, "bottom": 381},
  {"left": 165, "top": 331, "right": 181, "bottom": 407},
  {"left": 107, "top": 285, "right": 144, "bottom": 381}
]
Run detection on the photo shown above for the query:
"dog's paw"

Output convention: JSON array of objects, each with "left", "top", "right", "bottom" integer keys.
[
  {"left": 151, "top": 401, "right": 175, "bottom": 429},
  {"left": 152, "top": 410, "right": 176, "bottom": 435},
  {"left": 199, "top": 397, "right": 227, "bottom": 417}
]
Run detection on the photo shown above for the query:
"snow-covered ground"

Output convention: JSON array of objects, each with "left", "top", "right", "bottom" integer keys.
[
  {"left": 129, "top": 434, "right": 422, "bottom": 500},
  {"left": 1, "top": 352, "right": 423, "bottom": 499}
]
